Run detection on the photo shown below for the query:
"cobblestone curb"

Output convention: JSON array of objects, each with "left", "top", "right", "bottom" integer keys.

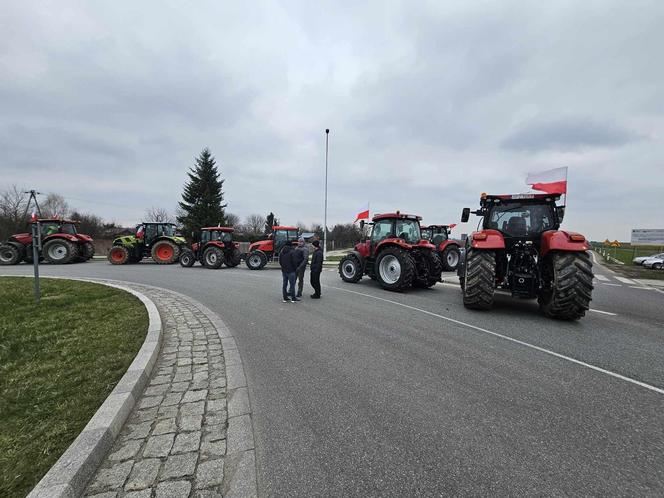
[{"left": 25, "top": 279, "right": 163, "bottom": 498}]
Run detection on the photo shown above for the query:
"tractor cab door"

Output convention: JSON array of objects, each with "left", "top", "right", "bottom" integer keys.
[
  {"left": 144, "top": 224, "right": 158, "bottom": 245},
  {"left": 432, "top": 228, "right": 448, "bottom": 247},
  {"left": 370, "top": 219, "right": 394, "bottom": 256},
  {"left": 199, "top": 231, "right": 211, "bottom": 256}
]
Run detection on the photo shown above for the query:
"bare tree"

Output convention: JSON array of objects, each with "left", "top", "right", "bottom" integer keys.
[
  {"left": 245, "top": 214, "right": 265, "bottom": 235},
  {"left": 225, "top": 212, "right": 240, "bottom": 227},
  {"left": 41, "top": 193, "right": 71, "bottom": 218},
  {"left": 144, "top": 207, "right": 174, "bottom": 223},
  {"left": 0, "top": 185, "right": 29, "bottom": 238}
]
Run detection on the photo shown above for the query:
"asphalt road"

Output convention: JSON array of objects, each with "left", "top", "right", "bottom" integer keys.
[{"left": 3, "top": 255, "right": 663, "bottom": 496}]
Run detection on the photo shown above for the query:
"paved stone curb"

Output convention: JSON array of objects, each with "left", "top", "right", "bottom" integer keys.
[{"left": 23, "top": 279, "right": 163, "bottom": 498}]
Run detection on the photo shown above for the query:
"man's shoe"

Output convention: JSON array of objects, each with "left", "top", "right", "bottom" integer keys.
[
  {"left": 291, "top": 297, "right": 300, "bottom": 302},
  {"left": 283, "top": 298, "right": 290, "bottom": 303},
  {"left": 310, "top": 294, "right": 320, "bottom": 299},
  {"left": 296, "top": 293, "right": 302, "bottom": 298}
]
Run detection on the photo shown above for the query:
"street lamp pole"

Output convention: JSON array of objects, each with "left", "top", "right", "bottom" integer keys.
[{"left": 324, "top": 129, "right": 329, "bottom": 261}]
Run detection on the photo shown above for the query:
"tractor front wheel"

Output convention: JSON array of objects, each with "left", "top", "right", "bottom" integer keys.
[
  {"left": 441, "top": 245, "right": 461, "bottom": 271},
  {"left": 108, "top": 246, "right": 130, "bottom": 265},
  {"left": 0, "top": 243, "right": 22, "bottom": 265},
  {"left": 43, "top": 239, "right": 78, "bottom": 264},
  {"left": 462, "top": 249, "right": 495, "bottom": 310},
  {"left": 179, "top": 249, "right": 196, "bottom": 267},
  {"left": 246, "top": 250, "right": 267, "bottom": 270},
  {"left": 225, "top": 247, "right": 242, "bottom": 267},
  {"left": 539, "top": 251, "right": 593, "bottom": 320},
  {"left": 152, "top": 240, "right": 179, "bottom": 264},
  {"left": 203, "top": 247, "right": 224, "bottom": 269},
  {"left": 375, "top": 247, "right": 416, "bottom": 292},
  {"left": 338, "top": 254, "right": 363, "bottom": 283}
]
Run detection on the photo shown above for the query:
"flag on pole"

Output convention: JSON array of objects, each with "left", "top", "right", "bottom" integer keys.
[
  {"left": 30, "top": 211, "right": 38, "bottom": 222},
  {"left": 526, "top": 167, "right": 568, "bottom": 194},
  {"left": 354, "top": 202, "right": 370, "bottom": 223}
]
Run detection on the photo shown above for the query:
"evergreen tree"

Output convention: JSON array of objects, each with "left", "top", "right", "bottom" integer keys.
[
  {"left": 178, "top": 148, "right": 227, "bottom": 236},
  {"left": 265, "top": 212, "right": 278, "bottom": 233}
]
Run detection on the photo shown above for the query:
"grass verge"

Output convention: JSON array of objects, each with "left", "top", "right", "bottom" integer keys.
[{"left": 0, "top": 277, "right": 148, "bottom": 497}]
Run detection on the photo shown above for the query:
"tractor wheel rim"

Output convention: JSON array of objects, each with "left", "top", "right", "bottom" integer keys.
[
  {"left": 342, "top": 261, "right": 356, "bottom": 278},
  {"left": 249, "top": 255, "right": 261, "bottom": 266},
  {"left": 157, "top": 245, "right": 173, "bottom": 260},
  {"left": 379, "top": 255, "right": 401, "bottom": 284},
  {"left": 111, "top": 249, "right": 125, "bottom": 262},
  {"left": 0, "top": 249, "right": 14, "bottom": 261},
  {"left": 447, "top": 251, "right": 459, "bottom": 267},
  {"left": 207, "top": 253, "right": 217, "bottom": 264},
  {"left": 48, "top": 243, "right": 67, "bottom": 260}
]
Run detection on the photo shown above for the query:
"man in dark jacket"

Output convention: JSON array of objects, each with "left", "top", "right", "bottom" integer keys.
[
  {"left": 294, "top": 237, "right": 309, "bottom": 298},
  {"left": 309, "top": 240, "right": 323, "bottom": 299},
  {"left": 279, "top": 243, "right": 298, "bottom": 302}
]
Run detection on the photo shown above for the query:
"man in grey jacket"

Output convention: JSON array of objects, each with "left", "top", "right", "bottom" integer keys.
[{"left": 294, "top": 237, "right": 309, "bottom": 298}]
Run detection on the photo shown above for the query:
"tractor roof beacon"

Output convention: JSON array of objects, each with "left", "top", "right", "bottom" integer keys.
[
  {"left": 179, "top": 227, "right": 242, "bottom": 269},
  {"left": 245, "top": 225, "right": 300, "bottom": 270},
  {"left": 108, "top": 222, "right": 186, "bottom": 265},
  {"left": 338, "top": 211, "right": 443, "bottom": 292},
  {"left": 421, "top": 224, "right": 462, "bottom": 272},
  {"left": 458, "top": 193, "right": 593, "bottom": 320}
]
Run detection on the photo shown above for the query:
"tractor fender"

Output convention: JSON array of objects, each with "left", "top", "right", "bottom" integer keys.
[
  {"left": 354, "top": 240, "right": 371, "bottom": 259},
  {"left": 438, "top": 240, "right": 461, "bottom": 252},
  {"left": 11, "top": 233, "right": 32, "bottom": 245},
  {"left": 376, "top": 238, "right": 412, "bottom": 252},
  {"left": 468, "top": 230, "right": 505, "bottom": 250},
  {"left": 154, "top": 236, "right": 184, "bottom": 246},
  {"left": 44, "top": 234, "right": 79, "bottom": 243},
  {"left": 205, "top": 241, "right": 226, "bottom": 250},
  {"left": 415, "top": 240, "right": 436, "bottom": 251},
  {"left": 347, "top": 250, "right": 366, "bottom": 266},
  {"left": 540, "top": 230, "right": 590, "bottom": 257}
]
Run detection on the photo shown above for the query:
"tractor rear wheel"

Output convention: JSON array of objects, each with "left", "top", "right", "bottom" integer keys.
[
  {"left": 246, "top": 250, "right": 267, "bottom": 270},
  {"left": 203, "top": 247, "right": 224, "bottom": 269},
  {"left": 0, "top": 243, "right": 22, "bottom": 265},
  {"left": 108, "top": 246, "right": 130, "bottom": 265},
  {"left": 417, "top": 250, "right": 442, "bottom": 287},
  {"left": 338, "top": 254, "right": 363, "bottom": 283},
  {"left": 152, "top": 240, "right": 179, "bottom": 264},
  {"left": 539, "top": 251, "right": 593, "bottom": 320},
  {"left": 462, "top": 249, "right": 495, "bottom": 310},
  {"left": 179, "top": 249, "right": 196, "bottom": 267},
  {"left": 225, "top": 247, "right": 242, "bottom": 267},
  {"left": 43, "top": 239, "right": 78, "bottom": 264},
  {"left": 441, "top": 245, "right": 461, "bottom": 271},
  {"left": 375, "top": 247, "right": 416, "bottom": 292}
]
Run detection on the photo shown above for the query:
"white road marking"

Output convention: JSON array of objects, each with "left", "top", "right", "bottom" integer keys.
[
  {"left": 589, "top": 309, "right": 617, "bottom": 316},
  {"left": 594, "top": 274, "right": 610, "bottom": 281},
  {"left": 328, "top": 285, "right": 664, "bottom": 396},
  {"left": 601, "top": 283, "right": 622, "bottom": 287},
  {"left": 615, "top": 277, "right": 637, "bottom": 285},
  {"left": 629, "top": 286, "right": 653, "bottom": 290}
]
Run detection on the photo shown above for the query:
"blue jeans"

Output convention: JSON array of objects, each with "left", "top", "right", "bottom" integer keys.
[{"left": 282, "top": 271, "right": 296, "bottom": 300}]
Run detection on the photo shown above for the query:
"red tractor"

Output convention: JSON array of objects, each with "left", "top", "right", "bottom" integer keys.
[
  {"left": 458, "top": 193, "right": 593, "bottom": 320},
  {"left": 245, "top": 225, "right": 299, "bottom": 270},
  {"left": 338, "top": 212, "right": 442, "bottom": 291},
  {"left": 421, "top": 224, "right": 462, "bottom": 271},
  {"left": 0, "top": 218, "right": 95, "bottom": 265},
  {"left": 179, "top": 227, "right": 242, "bottom": 269}
]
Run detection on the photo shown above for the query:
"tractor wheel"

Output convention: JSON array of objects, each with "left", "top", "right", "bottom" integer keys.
[
  {"left": 76, "top": 242, "right": 95, "bottom": 262},
  {"left": 108, "top": 246, "right": 130, "bottom": 265},
  {"left": 179, "top": 249, "right": 196, "bottom": 267},
  {"left": 43, "top": 239, "right": 78, "bottom": 264},
  {"left": 152, "top": 240, "right": 179, "bottom": 264},
  {"left": 338, "top": 254, "right": 363, "bottom": 283},
  {"left": 0, "top": 243, "right": 22, "bottom": 265},
  {"left": 539, "top": 251, "right": 593, "bottom": 320},
  {"left": 462, "top": 249, "right": 495, "bottom": 310},
  {"left": 417, "top": 250, "right": 442, "bottom": 287},
  {"left": 246, "top": 250, "right": 267, "bottom": 270},
  {"left": 203, "top": 247, "right": 224, "bottom": 269},
  {"left": 375, "top": 247, "right": 416, "bottom": 292},
  {"left": 441, "top": 245, "right": 461, "bottom": 271},
  {"left": 225, "top": 247, "right": 242, "bottom": 268}
]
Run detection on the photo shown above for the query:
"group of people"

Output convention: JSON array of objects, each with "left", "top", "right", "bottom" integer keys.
[{"left": 279, "top": 238, "right": 324, "bottom": 302}]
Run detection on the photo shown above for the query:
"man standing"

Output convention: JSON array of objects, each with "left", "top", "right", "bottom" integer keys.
[
  {"left": 310, "top": 240, "right": 323, "bottom": 299},
  {"left": 294, "top": 237, "right": 309, "bottom": 298},
  {"left": 279, "top": 242, "right": 298, "bottom": 302}
]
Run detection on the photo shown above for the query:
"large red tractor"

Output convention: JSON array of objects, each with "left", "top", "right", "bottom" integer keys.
[
  {"left": 0, "top": 218, "right": 94, "bottom": 265},
  {"left": 421, "top": 224, "right": 462, "bottom": 271},
  {"left": 245, "top": 225, "right": 299, "bottom": 270},
  {"left": 338, "top": 212, "right": 443, "bottom": 291},
  {"left": 458, "top": 193, "right": 593, "bottom": 320},
  {"left": 179, "top": 227, "right": 242, "bottom": 269}
]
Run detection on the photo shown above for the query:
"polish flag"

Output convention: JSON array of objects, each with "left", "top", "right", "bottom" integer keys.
[
  {"left": 354, "top": 203, "right": 370, "bottom": 222},
  {"left": 136, "top": 226, "right": 145, "bottom": 239},
  {"left": 526, "top": 167, "right": 568, "bottom": 194}
]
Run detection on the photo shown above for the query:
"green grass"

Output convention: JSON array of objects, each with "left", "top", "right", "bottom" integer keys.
[
  {"left": 592, "top": 244, "right": 664, "bottom": 265},
  {"left": 0, "top": 277, "right": 148, "bottom": 497}
]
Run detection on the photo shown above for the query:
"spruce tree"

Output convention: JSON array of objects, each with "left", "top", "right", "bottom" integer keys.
[{"left": 178, "top": 148, "right": 227, "bottom": 237}]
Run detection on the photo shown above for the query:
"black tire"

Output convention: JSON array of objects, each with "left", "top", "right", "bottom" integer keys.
[
  {"left": 0, "top": 243, "right": 22, "bottom": 265},
  {"left": 108, "top": 246, "right": 130, "bottom": 265},
  {"left": 76, "top": 242, "right": 95, "bottom": 262},
  {"left": 43, "top": 239, "right": 78, "bottom": 264},
  {"left": 653, "top": 262, "right": 662, "bottom": 270},
  {"left": 338, "top": 254, "right": 363, "bottom": 283},
  {"left": 246, "top": 250, "right": 267, "bottom": 270},
  {"left": 374, "top": 246, "right": 416, "bottom": 292},
  {"left": 151, "top": 240, "right": 179, "bottom": 264},
  {"left": 225, "top": 247, "right": 242, "bottom": 268},
  {"left": 539, "top": 251, "right": 594, "bottom": 320},
  {"left": 441, "top": 245, "right": 461, "bottom": 271},
  {"left": 422, "top": 250, "right": 443, "bottom": 287},
  {"left": 203, "top": 247, "right": 224, "bottom": 269},
  {"left": 462, "top": 249, "right": 495, "bottom": 310},
  {"left": 179, "top": 249, "right": 196, "bottom": 267}
]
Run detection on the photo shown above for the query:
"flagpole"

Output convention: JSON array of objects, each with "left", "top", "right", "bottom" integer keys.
[{"left": 323, "top": 129, "right": 329, "bottom": 261}]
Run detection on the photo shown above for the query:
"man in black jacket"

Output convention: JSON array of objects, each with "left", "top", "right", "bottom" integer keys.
[
  {"left": 309, "top": 240, "right": 323, "bottom": 299},
  {"left": 279, "top": 243, "right": 298, "bottom": 302}
]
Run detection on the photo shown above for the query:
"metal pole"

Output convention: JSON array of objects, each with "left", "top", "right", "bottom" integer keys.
[
  {"left": 323, "top": 129, "right": 329, "bottom": 261},
  {"left": 31, "top": 221, "right": 41, "bottom": 304}
]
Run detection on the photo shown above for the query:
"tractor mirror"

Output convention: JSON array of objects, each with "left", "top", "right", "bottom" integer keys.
[
  {"left": 461, "top": 208, "right": 471, "bottom": 223},
  {"left": 360, "top": 220, "right": 365, "bottom": 230},
  {"left": 556, "top": 206, "right": 565, "bottom": 222}
]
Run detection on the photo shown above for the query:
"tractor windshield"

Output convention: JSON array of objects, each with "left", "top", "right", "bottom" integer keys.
[
  {"left": 395, "top": 219, "right": 421, "bottom": 244},
  {"left": 160, "top": 225, "right": 176, "bottom": 237},
  {"left": 487, "top": 203, "right": 556, "bottom": 237},
  {"left": 209, "top": 231, "right": 232, "bottom": 243},
  {"left": 421, "top": 228, "right": 432, "bottom": 240},
  {"left": 41, "top": 222, "right": 60, "bottom": 236},
  {"left": 60, "top": 223, "right": 77, "bottom": 235}
]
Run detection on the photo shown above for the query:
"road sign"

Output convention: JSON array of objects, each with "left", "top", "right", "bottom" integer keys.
[{"left": 631, "top": 229, "right": 664, "bottom": 245}]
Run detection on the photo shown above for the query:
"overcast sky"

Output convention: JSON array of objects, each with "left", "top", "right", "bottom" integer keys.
[{"left": 1, "top": 0, "right": 662, "bottom": 240}]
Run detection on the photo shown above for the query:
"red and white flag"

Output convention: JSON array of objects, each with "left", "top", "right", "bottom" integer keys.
[
  {"left": 30, "top": 211, "right": 38, "bottom": 222},
  {"left": 354, "top": 202, "right": 370, "bottom": 222},
  {"left": 526, "top": 167, "right": 568, "bottom": 194}
]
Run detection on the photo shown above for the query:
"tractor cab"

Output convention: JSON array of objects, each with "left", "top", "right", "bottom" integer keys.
[
  {"left": 200, "top": 227, "right": 234, "bottom": 245},
  {"left": 139, "top": 223, "right": 178, "bottom": 244},
  {"left": 39, "top": 219, "right": 78, "bottom": 237}
]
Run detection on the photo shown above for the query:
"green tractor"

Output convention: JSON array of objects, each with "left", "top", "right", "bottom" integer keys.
[{"left": 108, "top": 222, "right": 186, "bottom": 265}]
